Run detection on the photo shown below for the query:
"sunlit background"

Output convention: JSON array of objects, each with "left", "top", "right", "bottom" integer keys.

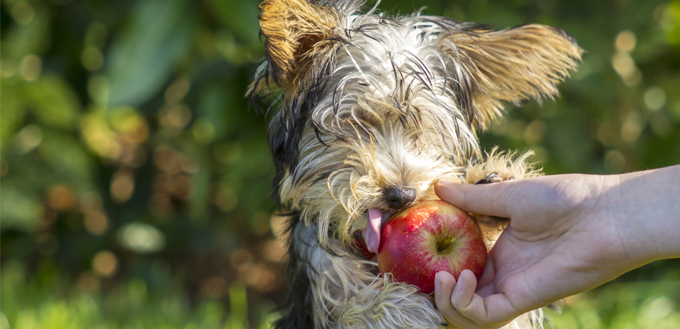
[{"left": 1, "top": 0, "right": 679, "bottom": 328}]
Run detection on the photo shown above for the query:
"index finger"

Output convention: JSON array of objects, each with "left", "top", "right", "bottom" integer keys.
[{"left": 434, "top": 180, "right": 515, "bottom": 218}]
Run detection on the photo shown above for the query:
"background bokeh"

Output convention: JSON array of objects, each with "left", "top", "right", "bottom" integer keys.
[{"left": 1, "top": 0, "right": 679, "bottom": 328}]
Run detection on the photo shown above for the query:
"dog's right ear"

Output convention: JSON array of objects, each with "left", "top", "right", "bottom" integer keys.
[{"left": 257, "top": 0, "right": 339, "bottom": 88}]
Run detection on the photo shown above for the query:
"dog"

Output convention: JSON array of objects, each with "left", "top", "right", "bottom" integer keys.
[{"left": 248, "top": 0, "right": 582, "bottom": 328}]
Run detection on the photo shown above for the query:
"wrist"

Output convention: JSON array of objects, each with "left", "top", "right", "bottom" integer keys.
[{"left": 604, "top": 166, "right": 680, "bottom": 266}]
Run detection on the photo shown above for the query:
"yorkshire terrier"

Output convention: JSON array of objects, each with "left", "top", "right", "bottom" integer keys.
[{"left": 248, "top": 0, "right": 582, "bottom": 328}]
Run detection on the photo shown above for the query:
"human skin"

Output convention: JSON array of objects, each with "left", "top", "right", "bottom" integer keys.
[{"left": 432, "top": 165, "right": 680, "bottom": 329}]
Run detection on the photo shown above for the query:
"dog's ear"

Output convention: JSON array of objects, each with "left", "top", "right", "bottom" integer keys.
[
  {"left": 445, "top": 24, "right": 583, "bottom": 129},
  {"left": 258, "top": 0, "right": 339, "bottom": 86},
  {"left": 250, "top": 1, "right": 341, "bottom": 207}
]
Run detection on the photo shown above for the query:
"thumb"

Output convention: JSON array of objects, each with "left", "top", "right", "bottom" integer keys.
[{"left": 435, "top": 180, "right": 514, "bottom": 218}]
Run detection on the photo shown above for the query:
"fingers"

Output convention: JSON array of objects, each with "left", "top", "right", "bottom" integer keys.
[
  {"left": 434, "top": 271, "right": 455, "bottom": 313},
  {"left": 434, "top": 270, "right": 517, "bottom": 329},
  {"left": 435, "top": 180, "right": 514, "bottom": 218},
  {"left": 477, "top": 255, "right": 496, "bottom": 289},
  {"left": 434, "top": 271, "right": 483, "bottom": 329},
  {"left": 449, "top": 270, "right": 489, "bottom": 324}
]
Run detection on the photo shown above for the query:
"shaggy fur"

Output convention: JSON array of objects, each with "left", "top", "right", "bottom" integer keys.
[{"left": 248, "top": 1, "right": 582, "bottom": 328}]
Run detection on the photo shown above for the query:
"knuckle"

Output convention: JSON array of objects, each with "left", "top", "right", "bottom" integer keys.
[{"left": 453, "top": 300, "right": 473, "bottom": 313}]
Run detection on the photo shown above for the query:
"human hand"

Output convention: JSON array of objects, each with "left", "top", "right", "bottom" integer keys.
[{"left": 432, "top": 166, "right": 680, "bottom": 328}]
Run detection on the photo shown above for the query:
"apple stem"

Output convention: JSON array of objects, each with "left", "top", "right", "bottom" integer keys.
[{"left": 436, "top": 237, "right": 456, "bottom": 254}]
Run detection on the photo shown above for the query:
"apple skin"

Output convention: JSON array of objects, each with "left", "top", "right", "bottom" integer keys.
[{"left": 377, "top": 200, "right": 487, "bottom": 294}]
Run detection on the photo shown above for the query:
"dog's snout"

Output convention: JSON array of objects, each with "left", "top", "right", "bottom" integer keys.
[{"left": 384, "top": 187, "right": 416, "bottom": 210}]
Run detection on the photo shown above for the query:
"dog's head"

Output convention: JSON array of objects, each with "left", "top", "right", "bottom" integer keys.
[{"left": 249, "top": 0, "right": 581, "bottom": 249}]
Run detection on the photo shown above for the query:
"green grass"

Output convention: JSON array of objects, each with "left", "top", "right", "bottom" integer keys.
[
  {"left": 550, "top": 279, "right": 680, "bottom": 329},
  {"left": 1, "top": 260, "right": 278, "bottom": 329},
  {"left": 3, "top": 259, "right": 679, "bottom": 329}
]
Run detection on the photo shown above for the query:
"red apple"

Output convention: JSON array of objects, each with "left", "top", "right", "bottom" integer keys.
[{"left": 377, "top": 200, "right": 487, "bottom": 294}]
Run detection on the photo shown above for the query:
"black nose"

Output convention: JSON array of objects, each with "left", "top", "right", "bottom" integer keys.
[{"left": 384, "top": 187, "right": 416, "bottom": 210}]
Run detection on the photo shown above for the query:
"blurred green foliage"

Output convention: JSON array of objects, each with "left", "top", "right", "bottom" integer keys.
[{"left": 1, "top": 0, "right": 679, "bottom": 328}]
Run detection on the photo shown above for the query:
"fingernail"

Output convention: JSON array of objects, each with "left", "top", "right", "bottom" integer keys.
[
  {"left": 434, "top": 272, "right": 441, "bottom": 294},
  {"left": 436, "top": 179, "right": 454, "bottom": 186}
]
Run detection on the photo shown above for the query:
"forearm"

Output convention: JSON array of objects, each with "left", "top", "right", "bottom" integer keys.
[{"left": 603, "top": 165, "right": 680, "bottom": 265}]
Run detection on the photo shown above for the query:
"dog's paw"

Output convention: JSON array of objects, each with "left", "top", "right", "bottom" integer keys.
[
  {"left": 465, "top": 148, "right": 538, "bottom": 185},
  {"left": 473, "top": 172, "right": 514, "bottom": 226},
  {"left": 465, "top": 149, "right": 541, "bottom": 248},
  {"left": 473, "top": 172, "right": 516, "bottom": 185}
]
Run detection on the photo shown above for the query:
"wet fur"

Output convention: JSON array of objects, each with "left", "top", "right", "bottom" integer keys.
[{"left": 248, "top": 0, "right": 581, "bottom": 328}]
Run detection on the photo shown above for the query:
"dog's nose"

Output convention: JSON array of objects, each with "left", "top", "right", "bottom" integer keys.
[{"left": 384, "top": 187, "right": 416, "bottom": 210}]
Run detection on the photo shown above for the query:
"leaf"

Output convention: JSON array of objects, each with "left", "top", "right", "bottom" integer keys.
[
  {"left": 24, "top": 74, "right": 81, "bottom": 128},
  {"left": 206, "top": 0, "right": 260, "bottom": 46},
  {"left": 2, "top": 5, "right": 51, "bottom": 59},
  {"left": 37, "top": 131, "right": 95, "bottom": 192},
  {"left": 0, "top": 81, "right": 25, "bottom": 151},
  {"left": 105, "top": 0, "right": 195, "bottom": 108},
  {"left": 0, "top": 184, "right": 43, "bottom": 232},
  {"left": 0, "top": 74, "right": 80, "bottom": 150},
  {"left": 197, "top": 83, "right": 229, "bottom": 139}
]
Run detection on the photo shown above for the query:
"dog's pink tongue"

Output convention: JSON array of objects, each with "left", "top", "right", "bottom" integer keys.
[{"left": 363, "top": 208, "right": 383, "bottom": 254}]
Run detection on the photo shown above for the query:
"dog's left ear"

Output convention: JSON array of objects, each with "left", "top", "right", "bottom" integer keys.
[{"left": 445, "top": 24, "right": 583, "bottom": 129}]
